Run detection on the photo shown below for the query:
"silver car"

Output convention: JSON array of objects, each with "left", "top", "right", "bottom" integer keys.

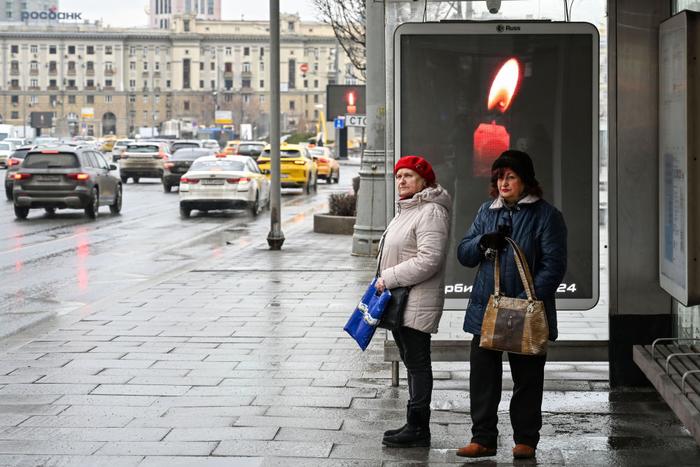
[{"left": 118, "top": 142, "right": 171, "bottom": 183}]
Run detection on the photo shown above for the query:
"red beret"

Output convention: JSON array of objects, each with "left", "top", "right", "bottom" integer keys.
[{"left": 394, "top": 155, "right": 436, "bottom": 186}]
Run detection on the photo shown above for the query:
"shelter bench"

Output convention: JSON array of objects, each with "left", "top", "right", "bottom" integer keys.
[
  {"left": 633, "top": 339, "right": 700, "bottom": 445},
  {"left": 384, "top": 338, "right": 609, "bottom": 387}
]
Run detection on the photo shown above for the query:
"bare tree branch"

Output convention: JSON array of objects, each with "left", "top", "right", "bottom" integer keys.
[{"left": 312, "top": 0, "right": 366, "bottom": 81}]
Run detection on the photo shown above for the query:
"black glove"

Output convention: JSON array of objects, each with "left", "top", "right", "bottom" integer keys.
[{"left": 478, "top": 231, "right": 507, "bottom": 252}]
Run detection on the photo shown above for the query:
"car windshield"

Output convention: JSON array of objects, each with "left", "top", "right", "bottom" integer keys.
[
  {"left": 126, "top": 145, "right": 159, "bottom": 153},
  {"left": 23, "top": 153, "right": 80, "bottom": 168},
  {"left": 11, "top": 149, "right": 30, "bottom": 159},
  {"left": 237, "top": 144, "right": 264, "bottom": 154},
  {"left": 0, "top": 143, "right": 11, "bottom": 150},
  {"left": 172, "top": 142, "right": 200, "bottom": 151},
  {"left": 115, "top": 141, "right": 132, "bottom": 147},
  {"left": 261, "top": 149, "right": 301, "bottom": 158},
  {"left": 173, "top": 149, "right": 213, "bottom": 160},
  {"left": 190, "top": 160, "right": 245, "bottom": 172}
]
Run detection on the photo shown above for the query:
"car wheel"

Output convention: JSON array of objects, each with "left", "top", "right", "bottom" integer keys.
[
  {"left": 44, "top": 207, "right": 56, "bottom": 216},
  {"left": 304, "top": 178, "right": 311, "bottom": 194},
  {"left": 5, "top": 187, "right": 13, "bottom": 200},
  {"left": 326, "top": 174, "right": 333, "bottom": 184},
  {"left": 250, "top": 193, "right": 259, "bottom": 217},
  {"left": 120, "top": 175, "right": 128, "bottom": 183},
  {"left": 133, "top": 177, "right": 140, "bottom": 184},
  {"left": 110, "top": 185, "right": 122, "bottom": 215},
  {"left": 180, "top": 205, "right": 191, "bottom": 218},
  {"left": 312, "top": 173, "right": 318, "bottom": 192},
  {"left": 85, "top": 187, "right": 99, "bottom": 219},
  {"left": 163, "top": 183, "right": 171, "bottom": 193},
  {"left": 14, "top": 205, "right": 29, "bottom": 220},
  {"left": 334, "top": 169, "right": 340, "bottom": 183}
]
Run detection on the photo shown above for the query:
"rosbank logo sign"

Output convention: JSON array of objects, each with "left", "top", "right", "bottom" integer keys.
[{"left": 21, "top": 5, "right": 82, "bottom": 22}]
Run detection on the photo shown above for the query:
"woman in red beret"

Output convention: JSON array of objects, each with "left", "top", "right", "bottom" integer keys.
[{"left": 376, "top": 155, "right": 452, "bottom": 448}]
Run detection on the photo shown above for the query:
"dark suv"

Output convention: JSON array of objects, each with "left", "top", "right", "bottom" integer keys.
[
  {"left": 12, "top": 146, "right": 122, "bottom": 220},
  {"left": 162, "top": 147, "right": 216, "bottom": 192}
]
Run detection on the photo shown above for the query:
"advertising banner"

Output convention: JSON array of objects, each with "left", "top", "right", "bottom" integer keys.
[
  {"left": 395, "top": 22, "right": 599, "bottom": 310},
  {"left": 215, "top": 110, "right": 233, "bottom": 125}
]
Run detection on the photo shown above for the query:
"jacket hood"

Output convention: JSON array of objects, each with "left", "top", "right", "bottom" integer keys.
[{"left": 398, "top": 184, "right": 452, "bottom": 212}]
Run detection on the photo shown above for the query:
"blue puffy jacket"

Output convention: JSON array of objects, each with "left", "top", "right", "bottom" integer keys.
[{"left": 457, "top": 196, "right": 567, "bottom": 341}]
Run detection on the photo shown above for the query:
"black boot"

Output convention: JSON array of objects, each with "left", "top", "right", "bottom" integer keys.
[
  {"left": 382, "top": 407, "right": 430, "bottom": 448},
  {"left": 383, "top": 406, "right": 409, "bottom": 438}
]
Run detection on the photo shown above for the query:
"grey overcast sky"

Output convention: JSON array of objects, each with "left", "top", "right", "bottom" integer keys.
[{"left": 61, "top": 0, "right": 321, "bottom": 27}]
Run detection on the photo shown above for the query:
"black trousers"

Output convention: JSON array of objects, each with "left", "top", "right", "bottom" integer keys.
[
  {"left": 469, "top": 334, "right": 546, "bottom": 448},
  {"left": 392, "top": 326, "right": 432, "bottom": 413}
]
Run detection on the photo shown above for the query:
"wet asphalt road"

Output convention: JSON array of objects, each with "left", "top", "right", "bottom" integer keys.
[{"left": 0, "top": 164, "right": 358, "bottom": 337}]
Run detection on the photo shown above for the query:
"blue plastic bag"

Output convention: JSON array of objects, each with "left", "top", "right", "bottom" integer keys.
[{"left": 344, "top": 277, "right": 392, "bottom": 351}]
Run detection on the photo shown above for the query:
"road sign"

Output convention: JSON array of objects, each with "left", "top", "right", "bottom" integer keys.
[
  {"left": 300, "top": 63, "right": 309, "bottom": 73},
  {"left": 345, "top": 115, "right": 367, "bottom": 127},
  {"left": 333, "top": 117, "right": 345, "bottom": 129}
]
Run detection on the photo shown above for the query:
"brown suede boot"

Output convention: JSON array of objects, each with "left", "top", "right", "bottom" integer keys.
[
  {"left": 512, "top": 444, "right": 536, "bottom": 459},
  {"left": 456, "top": 442, "right": 497, "bottom": 458}
]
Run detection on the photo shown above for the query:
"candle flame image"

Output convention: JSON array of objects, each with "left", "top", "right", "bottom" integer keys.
[
  {"left": 487, "top": 58, "right": 521, "bottom": 113},
  {"left": 347, "top": 92, "right": 355, "bottom": 106}
]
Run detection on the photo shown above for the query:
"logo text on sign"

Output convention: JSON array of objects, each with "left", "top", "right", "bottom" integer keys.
[{"left": 345, "top": 115, "right": 367, "bottom": 127}]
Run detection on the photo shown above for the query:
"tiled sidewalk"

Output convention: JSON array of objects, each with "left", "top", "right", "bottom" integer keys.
[{"left": 0, "top": 212, "right": 698, "bottom": 465}]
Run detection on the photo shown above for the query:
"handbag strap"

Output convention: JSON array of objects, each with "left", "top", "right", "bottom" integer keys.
[{"left": 493, "top": 237, "right": 538, "bottom": 301}]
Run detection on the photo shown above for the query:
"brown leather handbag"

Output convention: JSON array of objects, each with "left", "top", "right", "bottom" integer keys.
[{"left": 479, "top": 238, "right": 549, "bottom": 355}]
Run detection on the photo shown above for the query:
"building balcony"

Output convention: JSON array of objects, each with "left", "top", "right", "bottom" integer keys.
[
  {"left": 103, "top": 86, "right": 115, "bottom": 91},
  {"left": 66, "top": 85, "right": 78, "bottom": 90},
  {"left": 28, "top": 86, "right": 40, "bottom": 91},
  {"left": 30, "top": 69, "right": 39, "bottom": 75},
  {"left": 47, "top": 85, "right": 59, "bottom": 90},
  {"left": 224, "top": 71, "right": 233, "bottom": 78},
  {"left": 241, "top": 70, "right": 252, "bottom": 78},
  {"left": 85, "top": 85, "right": 96, "bottom": 90},
  {"left": 86, "top": 69, "right": 95, "bottom": 76},
  {"left": 105, "top": 69, "right": 115, "bottom": 76},
  {"left": 142, "top": 71, "right": 149, "bottom": 77},
  {"left": 49, "top": 68, "right": 58, "bottom": 75},
  {"left": 153, "top": 71, "right": 160, "bottom": 78},
  {"left": 67, "top": 69, "right": 76, "bottom": 76},
  {"left": 9, "top": 85, "right": 20, "bottom": 91},
  {"left": 10, "top": 69, "right": 19, "bottom": 76}
]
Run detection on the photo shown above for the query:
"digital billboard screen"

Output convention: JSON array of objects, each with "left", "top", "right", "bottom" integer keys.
[
  {"left": 395, "top": 22, "right": 599, "bottom": 310},
  {"left": 326, "top": 84, "right": 366, "bottom": 120}
]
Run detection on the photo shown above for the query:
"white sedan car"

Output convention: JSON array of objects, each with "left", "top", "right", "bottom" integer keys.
[{"left": 178, "top": 155, "right": 270, "bottom": 218}]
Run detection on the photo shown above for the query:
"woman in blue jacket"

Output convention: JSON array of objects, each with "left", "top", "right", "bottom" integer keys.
[{"left": 455, "top": 150, "right": 567, "bottom": 460}]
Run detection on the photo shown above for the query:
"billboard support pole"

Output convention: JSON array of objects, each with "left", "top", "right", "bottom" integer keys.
[
  {"left": 267, "top": 0, "right": 285, "bottom": 250},
  {"left": 352, "top": 0, "right": 387, "bottom": 256}
]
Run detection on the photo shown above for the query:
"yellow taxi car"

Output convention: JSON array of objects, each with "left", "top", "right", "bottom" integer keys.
[
  {"left": 257, "top": 143, "right": 318, "bottom": 193},
  {"left": 223, "top": 140, "right": 241, "bottom": 155},
  {"left": 308, "top": 146, "right": 340, "bottom": 184}
]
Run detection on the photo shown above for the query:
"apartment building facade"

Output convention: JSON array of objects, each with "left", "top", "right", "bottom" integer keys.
[{"left": 0, "top": 13, "right": 356, "bottom": 138}]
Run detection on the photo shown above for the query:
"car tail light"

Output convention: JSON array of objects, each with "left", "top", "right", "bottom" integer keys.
[
  {"left": 226, "top": 177, "right": 249, "bottom": 184},
  {"left": 13, "top": 173, "right": 31, "bottom": 180},
  {"left": 181, "top": 177, "right": 199, "bottom": 184},
  {"left": 7, "top": 158, "right": 21, "bottom": 167},
  {"left": 164, "top": 162, "right": 175, "bottom": 169},
  {"left": 294, "top": 160, "right": 306, "bottom": 165},
  {"left": 216, "top": 153, "right": 227, "bottom": 158},
  {"left": 318, "top": 157, "right": 329, "bottom": 163},
  {"left": 41, "top": 150, "right": 59, "bottom": 154},
  {"left": 154, "top": 151, "right": 167, "bottom": 159},
  {"left": 66, "top": 173, "right": 90, "bottom": 181}
]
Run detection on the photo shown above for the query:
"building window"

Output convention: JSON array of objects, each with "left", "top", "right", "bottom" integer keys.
[
  {"left": 68, "top": 95, "right": 76, "bottom": 104},
  {"left": 183, "top": 58, "right": 191, "bottom": 89},
  {"left": 10, "top": 79, "right": 19, "bottom": 88},
  {"left": 242, "top": 62, "right": 251, "bottom": 72},
  {"left": 155, "top": 46, "right": 160, "bottom": 55},
  {"left": 166, "top": 80, "right": 171, "bottom": 88},
  {"left": 11, "top": 95, "right": 18, "bottom": 104},
  {"left": 259, "top": 80, "right": 264, "bottom": 88},
  {"left": 143, "top": 95, "right": 148, "bottom": 104},
  {"left": 225, "top": 79, "right": 233, "bottom": 90},
  {"left": 314, "top": 79, "right": 318, "bottom": 88},
  {"left": 243, "top": 95, "right": 250, "bottom": 104},
  {"left": 199, "top": 80, "right": 204, "bottom": 89},
  {"left": 30, "top": 61, "right": 38, "bottom": 71},
  {"left": 289, "top": 100, "right": 295, "bottom": 110},
  {"left": 210, "top": 80, "right": 215, "bottom": 89},
  {"left": 260, "top": 47, "right": 264, "bottom": 58},
  {"left": 30, "top": 45, "right": 38, "bottom": 54},
  {"left": 288, "top": 21, "right": 295, "bottom": 32},
  {"left": 225, "top": 62, "right": 232, "bottom": 72},
  {"left": 67, "top": 79, "right": 75, "bottom": 88},
  {"left": 105, "top": 79, "right": 113, "bottom": 87},
  {"left": 49, "top": 79, "right": 57, "bottom": 88},
  {"left": 224, "top": 94, "right": 232, "bottom": 103},
  {"left": 184, "top": 20, "right": 190, "bottom": 32},
  {"left": 184, "top": 100, "right": 190, "bottom": 111},
  {"left": 155, "top": 95, "right": 160, "bottom": 104},
  {"left": 288, "top": 59, "right": 296, "bottom": 89},
  {"left": 303, "top": 80, "right": 308, "bottom": 88},
  {"left": 242, "top": 79, "right": 251, "bottom": 88},
  {"left": 155, "top": 62, "right": 160, "bottom": 71},
  {"left": 105, "top": 46, "right": 112, "bottom": 55},
  {"left": 105, "top": 61, "right": 113, "bottom": 71},
  {"left": 29, "top": 95, "right": 38, "bottom": 105},
  {"left": 130, "top": 62, "right": 136, "bottom": 70},
  {"left": 68, "top": 45, "right": 75, "bottom": 54},
  {"left": 129, "top": 79, "right": 136, "bottom": 88},
  {"left": 49, "top": 45, "right": 56, "bottom": 54},
  {"left": 129, "top": 46, "right": 136, "bottom": 56},
  {"left": 199, "top": 62, "right": 204, "bottom": 71},
  {"left": 86, "top": 61, "right": 94, "bottom": 71},
  {"left": 259, "top": 62, "right": 264, "bottom": 72},
  {"left": 128, "top": 95, "right": 136, "bottom": 103},
  {"left": 105, "top": 95, "right": 112, "bottom": 103},
  {"left": 87, "top": 45, "right": 94, "bottom": 55},
  {"left": 210, "top": 62, "right": 215, "bottom": 71},
  {"left": 314, "top": 94, "right": 319, "bottom": 104},
  {"left": 11, "top": 111, "right": 18, "bottom": 119},
  {"left": 68, "top": 61, "right": 76, "bottom": 72},
  {"left": 260, "top": 95, "right": 265, "bottom": 104},
  {"left": 86, "top": 95, "right": 94, "bottom": 104},
  {"left": 30, "top": 79, "right": 38, "bottom": 88},
  {"left": 86, "top": 79, "right": 94, "bottom": 88},
  {"left": 143, "top": 62, "right": 148, "bottom": 70},
  {"left": 10, "top": 45, "right": 18, "bottom": 54},
  {"left": 225, "top": 47, "right": 231, "bottom": 55},
  {"left": 244, "top": 47, "right": 250, "bottom": 56}
]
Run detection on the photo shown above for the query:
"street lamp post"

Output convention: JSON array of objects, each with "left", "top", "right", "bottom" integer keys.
[{"left": 267, "top": 0, "right": 285, "bottom": 250}]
